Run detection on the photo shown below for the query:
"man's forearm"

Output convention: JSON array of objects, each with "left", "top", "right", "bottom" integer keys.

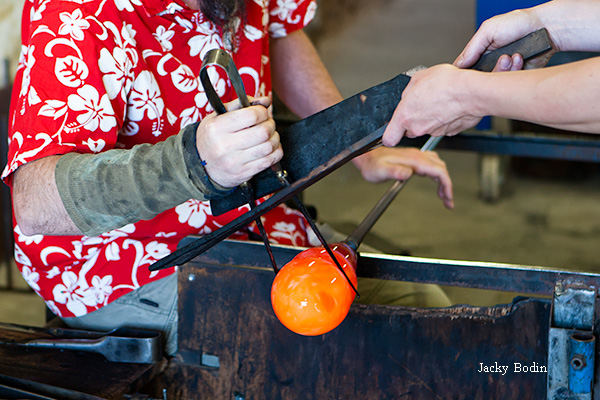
[
  {"left": 13, "top": 123, "right": 231, "bottom": 237},
  {"left": 13, "top": 155, "right": 81, "bottom": 236},
  {"left": 270, "top": 30, "right": 343, "bottom": 118}
]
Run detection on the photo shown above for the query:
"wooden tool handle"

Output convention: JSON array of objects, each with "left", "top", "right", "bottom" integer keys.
[{"left": 472, "top": 28, "right": 552, "bottom": 72}]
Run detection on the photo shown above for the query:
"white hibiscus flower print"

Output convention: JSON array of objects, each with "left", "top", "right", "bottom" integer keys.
[
  {"left": 39, "top": 99, "right": 68, "bottom": 120},
  {"left": 115, "top": 0, "right": 133, "bottom": 12},
  {"left": 154, "top": 26, "right": 175, "bottom": 51},
  {"left": 15, "top": 225, "right": 43, "bottom": 245},
  {"left": 99, "top": 47, "right": 135, "bottom": 101},
  {"left": 85, "top": 275, "right": 114, "bottom": 305},
  {"left": 156, "top": 231, "right": 177, "bottom": 238},
  {"left": 174, "top": 15, "right": 194, "bottom": 31},
  {"left": 269, "top": 221, "right": 304, "bottom": 245},
  {"left": 19, "top": 45, "right": 35, "bottom": 98},
  {"left": 304, "top": 1, "right": 317, "bottom": 25},
  {"left": 46, "top": 266, "right": 61, "bottom": 279},
  {"left": 105, "top": 241, "right": 121, "bottom": 261},
  {"left": 121, "top": 119, "right": 140, "bottom": 136},
  {"left": 188, "top": 22, "right": 222, "bottom": 60},
  {"left": 31, "top": 0, "right": 48, "bottom": 22},
  {"left": 67, "top": 84, "right": 118, "bottom": 133},
  {"left": 102, "top": 224, "right": 136, "bottom": 238},
  {"left": 128, "top": 71, "right": 165, "bottom": 136},
  {"left": 171, "top": 64, "right": 198, "bottom": 93},
  {"left": 14, "top": 244, "right": 32, "bottom": 268},
  {"left": 82, "top": 138, "right": 106, "bottom": 152},
  {"left": 145, "top": 241, "right": 170, "bottom": 262},
  {"left": 175, "top": 199, "right": 212, "bottom": 229},
  {"left": 55, "top": 55, "right": 89, "bottom": 88},
  {"left": 52, "top": 271, "right": 89, "bottom": 316},
  {"left": 244, "top": 25, "right": 263, "bottom": 42},
  {"left": 58, "top": 9, "right": 90, "bottom": 41},
  {"left": 21, "top": 266, "right": 41, "bottom": 292},
  {"left": 121, "top": 24, "right": 138, "bottom": 48},
  {"left": 253, "top": 0, "right": 269, "bottom": 26},
  {"left": 268, "top": 22, "right": 287, "bottom": 39},
  {"left": 165, "top": 2, "right": 185, "bottom": 15},
  {"left": 179, "top": 91, "right": 209, "bottom": 130},
  {"left": 270, "top": 0, "right": 300, "bottom": 24}
]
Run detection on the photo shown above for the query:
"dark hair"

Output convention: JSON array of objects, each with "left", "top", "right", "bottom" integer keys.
[{"left": 200, "top": 0, "right": 246, "bottom": 27}]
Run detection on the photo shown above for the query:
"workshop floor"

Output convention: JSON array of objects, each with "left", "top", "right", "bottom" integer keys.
[{"left": 2, "top": 0, "right": 600, "bottom": 326}]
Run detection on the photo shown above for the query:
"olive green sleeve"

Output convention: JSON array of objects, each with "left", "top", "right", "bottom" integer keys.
[{"left": 55, "top": 122, "right": 234, "bottom": 237}]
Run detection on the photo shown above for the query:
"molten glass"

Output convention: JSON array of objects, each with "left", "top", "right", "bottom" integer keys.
[{"left": 271, "top": 243, "right": 358, "bottom": 336}]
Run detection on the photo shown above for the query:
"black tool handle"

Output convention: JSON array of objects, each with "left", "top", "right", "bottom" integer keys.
[{"left": 472, "top": 28, "right": 552, "bottom": 72}]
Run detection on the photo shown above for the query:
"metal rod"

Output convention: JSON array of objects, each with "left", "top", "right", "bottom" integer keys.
[
  {"left": 200, "top": 49, "right": 280, "bottom": 273},
  {"left": 241, "top": 183, "right": 279, "bottom": 273},
  {"left": 290, "top": 197, "right": 360, "bottom": 298},
  {"left": 345, "top": 135, "right": 442, "bottom": 250}
]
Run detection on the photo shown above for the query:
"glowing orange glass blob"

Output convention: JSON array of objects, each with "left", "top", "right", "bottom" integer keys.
[{"left": 271, "top": 243, "right": 358, "bottom": 336}]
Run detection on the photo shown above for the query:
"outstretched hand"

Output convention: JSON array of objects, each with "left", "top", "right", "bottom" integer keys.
[{"left": 353, "top": 146, "right": 454, "bottom": 209}]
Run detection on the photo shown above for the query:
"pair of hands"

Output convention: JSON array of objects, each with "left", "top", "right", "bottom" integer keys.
[
  {"left": 382, "top": 9, "right": 558, "bottom": 147},
  {"left": 194, "top": 96, "right": 454, "bottom": 209}
]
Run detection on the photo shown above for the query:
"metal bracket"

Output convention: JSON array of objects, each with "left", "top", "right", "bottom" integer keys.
[{"left": 548, "top": 281, "right": 597, "bottom": 400}]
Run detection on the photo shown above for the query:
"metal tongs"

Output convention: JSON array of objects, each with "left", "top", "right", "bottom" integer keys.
[
  {"left": 198, "top": 49, "right": 359, "bottom": 295},
  {"left": 0, "top": 323, "right": 162, "bottom": 364}
]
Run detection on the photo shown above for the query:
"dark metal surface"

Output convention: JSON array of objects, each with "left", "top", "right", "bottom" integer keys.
[
  {"left": 548, "top": 284, "right": 597, "bottom": 399},
  {"left": 209, "top": 29, "right": 552, "bottom": 217},
  {"left": 142, "top": 240, "right": 600, "bottom": 399},
  {"left": 10, "top": 328, "right": 163, "bottom": 364},
  {"left": 151, "top": 247, "right": 551, "bottom": 399},
  {"left": 0, "top": 374, "right": 106, "bottom": 400},
  {"left": 0, "top": 327, "right": 167, "bottom": 399},
  {"left": 200, "top": 48, "right": 251, "bottom": 113},
  {"left": 358, "top": 254, "right": 600, "bottom": 297},
  {"left": 179, "top": 239, "right": 600, "bottom": 297},
  {"left": 148, "top": 125, "right": 385, "bottom": 272},
  {"left": 437, "top": 131, "right": 600, "bottom": 162}
]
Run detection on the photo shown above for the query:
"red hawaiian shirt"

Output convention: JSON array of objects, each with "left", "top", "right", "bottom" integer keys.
[{"left": 2, "top": 0, "right": 316, "bottom": 317}]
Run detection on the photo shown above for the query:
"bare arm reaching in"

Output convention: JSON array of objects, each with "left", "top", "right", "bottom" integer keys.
[{"left": 383, "top": 0, "right": 600, "bottom": 146}]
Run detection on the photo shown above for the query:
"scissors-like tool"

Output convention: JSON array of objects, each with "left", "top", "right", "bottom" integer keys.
[{"left": 198, "top": 49, "right": 359, "bottom": 295}]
